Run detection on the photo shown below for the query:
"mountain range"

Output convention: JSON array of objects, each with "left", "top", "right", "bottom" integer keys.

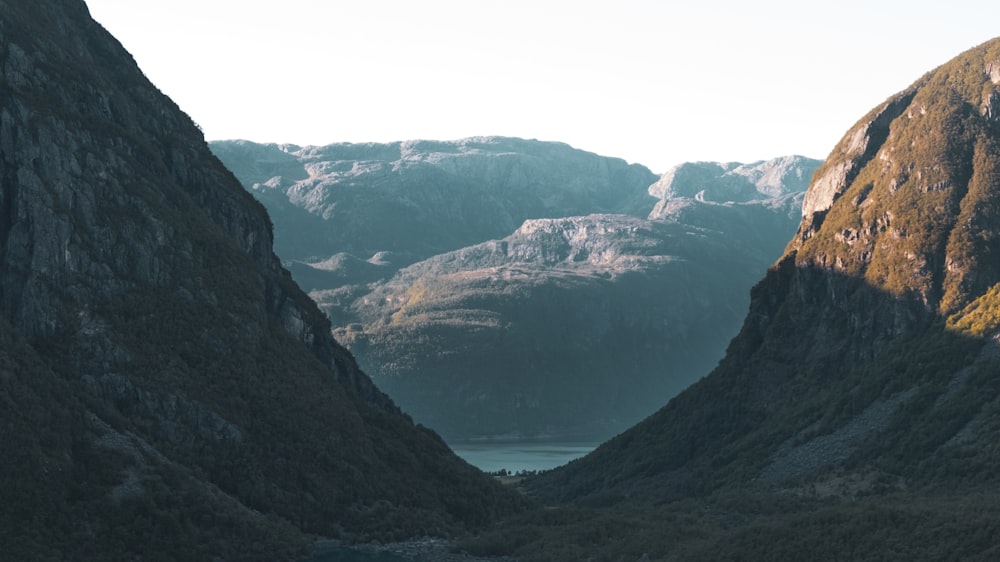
[{"left": 212, "top": 139, "right": 820, "bottom": 439}]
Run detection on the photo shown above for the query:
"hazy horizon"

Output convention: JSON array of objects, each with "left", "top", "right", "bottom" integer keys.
[{"left": 86, "top": 0, "right": 998, "bottom": 173}]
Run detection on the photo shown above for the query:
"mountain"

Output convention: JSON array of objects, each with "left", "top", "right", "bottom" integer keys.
[
  {"left": 213, "top": 140, "right": 820, "bottom": 439},
  {"left": 0, "top": 1, "right": 526, "bottom": 559},
  {"left": 209, "top": 137, "right": 660, "bottom": 268},
  {"left": 502, "top": 36, "right": 1000, "bottom": 561}
]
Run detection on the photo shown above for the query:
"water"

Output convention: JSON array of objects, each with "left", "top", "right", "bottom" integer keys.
[
  {"left": 447, "top": 440, "right": 599, "bottom": 473},
  {"left": 305, "top": 549, "right": 408, "bottom": 562}
]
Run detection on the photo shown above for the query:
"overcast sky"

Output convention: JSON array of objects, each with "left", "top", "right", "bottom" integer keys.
[{"left": 85, "top": 0, "right": 998, "bottom": 173}]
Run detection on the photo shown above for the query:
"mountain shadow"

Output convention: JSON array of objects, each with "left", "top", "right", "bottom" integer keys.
[{"left": 529, "top": 261, "right": 996, "bottom": 504}]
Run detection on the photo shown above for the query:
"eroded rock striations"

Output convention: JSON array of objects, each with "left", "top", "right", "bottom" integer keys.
[
  {"left": 214, "top": 138, "right": 820, "bottom": 440},
  {"left": 0, "top": 1, "right": 525, "bottom": 559},
  {"left": 529, "top": 37, "right": 1000, "bottom": 514}
]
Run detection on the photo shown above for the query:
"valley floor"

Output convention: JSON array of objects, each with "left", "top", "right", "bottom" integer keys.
[{"left": 448, "top": 484, "right": 1000, "bottom": 562}]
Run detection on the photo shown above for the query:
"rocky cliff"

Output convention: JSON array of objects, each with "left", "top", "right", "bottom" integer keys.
[
  {"left": 0, "top": 1, "right": 525, "bottom": 559},
  {"left": 214, "top": 141, "right": 820, "bottom": 440},
  {"left": 529, "top": 37, "right": 1000, "bottom": 515}
]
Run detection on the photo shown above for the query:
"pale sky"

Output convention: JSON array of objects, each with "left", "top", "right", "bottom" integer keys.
[{"left": 85, "top": 0, "right": 998, "bottom": 173}]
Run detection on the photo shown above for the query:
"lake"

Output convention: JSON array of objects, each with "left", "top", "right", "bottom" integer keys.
[
  {"left": 447, "top": 440, "right": 599, "bottom": 473},
  {"left": 306, "top": 550, "right": 407, "bottom": 562}
]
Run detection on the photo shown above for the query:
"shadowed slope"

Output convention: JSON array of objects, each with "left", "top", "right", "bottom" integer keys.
[{"left": 0, "top": 1, "right": 526, "bottom": 559}]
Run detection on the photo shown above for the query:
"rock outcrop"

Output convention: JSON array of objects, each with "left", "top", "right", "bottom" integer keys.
[{"left": 0, "top": 2, "right": 525, "bottom": 559}]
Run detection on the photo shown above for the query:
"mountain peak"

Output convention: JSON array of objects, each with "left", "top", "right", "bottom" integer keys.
[{"left": 791, "top": 37, "right": 1000, "bottom": 316}]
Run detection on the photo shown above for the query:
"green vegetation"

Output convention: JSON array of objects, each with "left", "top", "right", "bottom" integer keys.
[
  {"left": 0, "top": 317, "right": 313, "bottom": 561},
  {"left": 947, "top": 283, "right": 1000, "bottom": 336},
  {"left": 459, "top": 489, "right": 1000, "bottom": 561}
]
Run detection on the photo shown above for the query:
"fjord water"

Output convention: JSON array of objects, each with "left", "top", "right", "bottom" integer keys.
[
  {"left": 305, "top": 550, "right": 409, "bottom": 562},
  {"left": 448, "top": 441, "right": 599, "bottom": 473}
]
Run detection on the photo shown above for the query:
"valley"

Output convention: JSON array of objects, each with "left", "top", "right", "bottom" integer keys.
[{"left": 5, "top": 1, "right": 1000, "bottom": 560}]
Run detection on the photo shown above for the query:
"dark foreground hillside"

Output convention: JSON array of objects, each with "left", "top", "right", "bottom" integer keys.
[
  {"left": 0, "top": 1, "right": 526, "bottom": 559},
  {"left": 455, "top": 36, "right": 1000, "bottom": 562}
]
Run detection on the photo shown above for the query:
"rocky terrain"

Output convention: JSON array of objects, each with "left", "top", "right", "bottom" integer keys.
[
  {"left": 214, "top": 140, "right": 821, "bottom": 439},
  {"left": 0, "top": 2, "right": 526, "bottom": 559}
]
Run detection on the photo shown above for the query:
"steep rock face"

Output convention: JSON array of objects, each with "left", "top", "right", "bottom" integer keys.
[
  {"left": 799, "top": 93, "right": 916, "bottom": 220},
  {"left": 529, "top": 38, "right": 1000, "bottom": 508},
  {"left": 0, "top": 1, "right": 525, "bottom": 559},
  {"left": 210, "top": 137, "right": 660, "bottom": 266}
]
